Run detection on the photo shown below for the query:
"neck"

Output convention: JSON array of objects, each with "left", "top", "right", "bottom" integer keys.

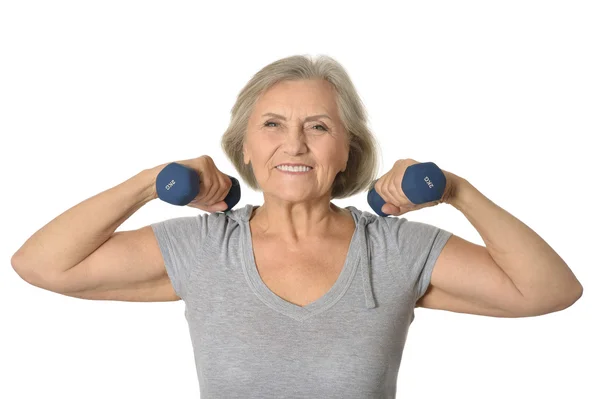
[{"left": 250, "top": 196, "right": 348, "bottom": 244}]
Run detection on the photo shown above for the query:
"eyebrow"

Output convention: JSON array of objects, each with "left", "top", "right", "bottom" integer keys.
[{"left": 261, "top": 112, "right": 332, "bottom": 122}]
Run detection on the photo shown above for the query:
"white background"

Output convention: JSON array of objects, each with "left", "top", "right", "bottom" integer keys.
[{"left": 1, "top": 1, "right": 598, "bottom": 398}]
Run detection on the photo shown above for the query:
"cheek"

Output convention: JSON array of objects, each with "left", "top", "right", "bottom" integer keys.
[
  {"left": 324, "top": 147, "right": 348, "bottom": 166},
  {"left": 246, "top": 142, "right": 270, "bottom": 162}
]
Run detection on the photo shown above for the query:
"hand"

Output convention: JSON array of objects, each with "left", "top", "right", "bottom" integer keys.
[
  {"left": 175, "top": 155, "right": 233, "bottom": 213},
  {"left": 373, "top": 158, "right": 458, "bottom": 216}
]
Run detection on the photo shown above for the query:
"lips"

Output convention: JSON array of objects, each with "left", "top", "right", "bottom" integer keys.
[
  {"left": 276, "top": 164, "right": 313, "bottom": 168},
  {"left": 275, "top": 165, "right": 314, "bottom": 173}
]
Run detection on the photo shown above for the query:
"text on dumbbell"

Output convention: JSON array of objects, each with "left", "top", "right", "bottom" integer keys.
[
  {"left": 424, "top": 176, "right": 434, "bottom": 188},
  {"left": 165, "top": 180, "right": 176, "bottom": 190}
]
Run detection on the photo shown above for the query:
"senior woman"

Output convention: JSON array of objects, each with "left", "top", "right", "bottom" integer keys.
[{"left": 12, "top": 55, "right": 583, "bottom": 398}]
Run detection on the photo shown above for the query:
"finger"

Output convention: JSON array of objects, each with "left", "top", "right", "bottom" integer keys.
[
  {"left": 381, "top": 174, "right": 411, "bottom": 209},
  {"left": 200, "top": 172, "right": 220, "bottom": 205},
  {"left": 196, "top": 158, "right": 219, "bottom": 204},
  {"left": 382, "top": 203, "right": 401, "bottom": 216},
  {"left": 210, "top": 201, "right": 229, "bottom": 212},
  {"left": 216, "top": 175, "right": 233, "bottom": 205},
  {"left": 375, "top": 176, "right": 393, "bottom": 206},
  {"left": 217, "top": 200, "right": 229, "bottom": 211},
  {"left": 188, "top": 200, "right": 227, "bottom": 213},
  {"left": 386, "top": 175, "right": 408, "bottom": 207},
  {"left": 208, "top": 176, "right": 231, "bottom": 208}
]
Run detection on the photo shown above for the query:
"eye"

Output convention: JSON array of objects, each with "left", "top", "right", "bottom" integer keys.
[{"left": 263, "top": 121, "right": 328, "bottom": 131}]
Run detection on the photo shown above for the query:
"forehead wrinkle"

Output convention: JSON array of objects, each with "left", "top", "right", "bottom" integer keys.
[{"left": 261, "top": 112, "right": 332, "bottom": 122}]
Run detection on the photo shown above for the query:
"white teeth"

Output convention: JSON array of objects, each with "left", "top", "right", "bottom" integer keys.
[{"left": 276, "top": 165, "right": 312, "bottom": 172}]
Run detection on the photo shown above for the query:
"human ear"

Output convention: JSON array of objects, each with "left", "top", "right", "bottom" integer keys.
[{"left": 243, "top": 144, "right": 249, "bottom": 165}]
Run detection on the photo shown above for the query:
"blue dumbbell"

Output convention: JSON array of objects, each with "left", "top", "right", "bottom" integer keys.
[
  {"left": 156, "top": 162, "right": 241, "bottom": 210},
  {"left": 367, "top": 162, "right": 446, "bottom": 217}
]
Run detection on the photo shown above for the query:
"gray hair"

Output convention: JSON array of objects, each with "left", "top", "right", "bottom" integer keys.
[{"left": 221, "top": 54, "right": 381, "bottom": 199}]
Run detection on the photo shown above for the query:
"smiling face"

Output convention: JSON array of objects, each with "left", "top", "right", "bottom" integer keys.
[{"left": 243, "top": 79, "right": 349, "bottom": 202}]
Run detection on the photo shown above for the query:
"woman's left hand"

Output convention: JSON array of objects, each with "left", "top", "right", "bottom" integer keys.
[{"left": 372, "top": 158, "right": 460, "bottom": 216}]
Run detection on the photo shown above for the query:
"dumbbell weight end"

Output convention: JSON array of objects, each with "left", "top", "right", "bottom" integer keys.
[{"left": 156, "top": 162, "right": 241, "bottom": 210}]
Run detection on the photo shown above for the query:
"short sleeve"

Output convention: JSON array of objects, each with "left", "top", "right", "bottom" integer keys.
[
  {"left": 382, "top": 217, "right": 453, "bottom": 303},
  {"left": 151, "top": 213, "right": 209, "bottom": 300}
]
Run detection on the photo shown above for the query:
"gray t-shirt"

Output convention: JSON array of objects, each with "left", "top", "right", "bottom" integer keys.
[{"left": 151, "top": 203, "right": 452, "bottom": 398}]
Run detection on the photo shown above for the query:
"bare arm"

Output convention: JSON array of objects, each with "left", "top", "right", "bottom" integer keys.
[
  {"left": 418, "top": 174, "right": 583, "bottom": 317},
  {"left": 49, "top": 225, "right": 180, "bottom": 302},
  {"left": 11, "top": 155, "right": 232, "bottom": 302},
  {"left": 12, "top": 165, "right": 160, "bottom": 276}
]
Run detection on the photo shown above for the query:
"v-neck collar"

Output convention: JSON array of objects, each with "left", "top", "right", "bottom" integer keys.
[{"left": 234, "top": 204, "right": 377, "bottom": 321}]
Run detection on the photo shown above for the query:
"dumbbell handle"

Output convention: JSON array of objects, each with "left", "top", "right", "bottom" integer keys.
[
  {"left": 156, "top": 162, "right": 241, "bottom": 211},
  {"left": 367, "top": 162, "right": 446, "bottom": 217}
]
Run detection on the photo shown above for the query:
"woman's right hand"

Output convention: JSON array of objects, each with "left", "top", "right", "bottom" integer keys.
[{"left": 167, "top": 155, "right": 233, "bottom": 213}]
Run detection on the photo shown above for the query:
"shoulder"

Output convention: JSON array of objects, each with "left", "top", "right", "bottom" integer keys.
[
  {"left": 377, "top": 212, "right": 448, "bottom": 243},
  {"left": 199, "top": 204, "right": 254, "bottom": 241},
  {"left": 347, "top": 205, "right": 451, "bottom": 251},
  {"left": 151, "top": 205, "right": 249, "bottom": 244},
  {"left": 345, "top": 205, "right": 400, "bottom": 238}
]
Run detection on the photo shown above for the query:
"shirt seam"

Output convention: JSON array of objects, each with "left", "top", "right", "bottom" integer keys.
[
  {"left": 154, "top": 222, "right": 186, "bottom": 299},
  {"left": 382, "top": 216, "right": 404, "bottom": 287},
  {"left": 184, "top": 213, "right": 209, "bottom": 301}
]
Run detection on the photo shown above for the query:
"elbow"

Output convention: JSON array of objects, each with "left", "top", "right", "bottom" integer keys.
[
  {"left": 12, "top": 262, "right": 42, "bottom": 288},
  {"left": 12, "top": 252, "right": 76, "bottom": 294},
  {"left": 11, "top": 250, "right": 25, "bottom": 270},
  {"left": 12, "top": 252, "right": 50, "bottom": 289},
  {"left": 558, "top": 282, "right": 583, "bottom": 310},
  {"left": 11, "top": 250, "right": 37, "bottom": 279},
  {"left": 522, "top": 283, "right": 583, "bottom": 317},
  {"left": 11, "top": 251, "right": 32, "bottom": 281},
  {"left": 556, "top": 270, "right": 585, "bottom": 311}
]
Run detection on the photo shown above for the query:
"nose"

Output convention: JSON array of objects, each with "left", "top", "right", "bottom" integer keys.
[{"left": 282, "top": 126, "right": 308, "bottom": 155}]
